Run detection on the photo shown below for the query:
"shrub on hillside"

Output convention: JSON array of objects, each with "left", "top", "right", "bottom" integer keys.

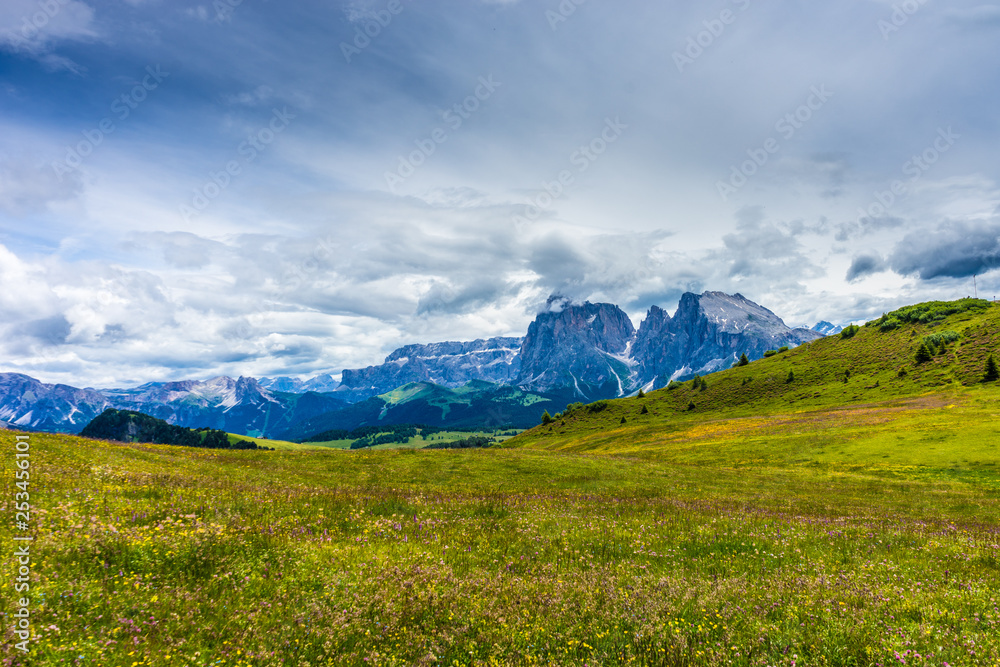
[
  {"left": 985, "top": 355, "right": 999, "bottom": 382},
  {"left": 424, "top": 435, "right": 496, "bottom": 450},
  {"left": 737, "top": 353, "right": 750, "bottom": 367},
  {"left": 350, "top": 425, "right": 420, "bottom": 449},
  {"left": 763, "top": 350, "right": 778, "bottom": 358},
  {"left": 587, "top": 401, "right": 609, "bottom": 413},
  {"left": 915, "top": 342, "right": 933, "bottom": 364},
  {"left": 640, "top": 405, "right": 649, "bottom": 415},
  {"left": 840, "top": 324, "right": 859, "bottom": 339},
  {"left": 868, "top": 299, "right": 990, "bottom": 332},
  {"left": 921, "top": 330, "right": 960, "bottom": 353},
  {"left": 541, "top": 411, "right": 554, "bottom": 425}
]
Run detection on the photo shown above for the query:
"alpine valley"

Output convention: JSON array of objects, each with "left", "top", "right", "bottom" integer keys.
[{"left": 0, "top": 291, "right": 822, "bottom": 439}]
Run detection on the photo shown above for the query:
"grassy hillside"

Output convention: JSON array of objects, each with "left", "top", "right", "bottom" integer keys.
[{"left": 511, "top": 299, "right": 1000, "bottom": 470}]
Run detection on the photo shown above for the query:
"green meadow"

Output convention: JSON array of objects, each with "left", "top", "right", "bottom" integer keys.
[
  {"left": 233, "top": 429, "right": 518, "bottom": 452},
  {"left": 2, "top": 300, "right": 1000, "bottom": 666}
]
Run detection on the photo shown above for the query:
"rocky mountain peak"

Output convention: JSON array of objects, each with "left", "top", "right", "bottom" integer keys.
[
  {"left": 516, "top": 300, "right": 635, "bottom": 396},
  {"left": 234, "top": 376, "right": 272, "bottom": 404},
  {"left": 630, "top": 291, "right": 823, "bottom": 388}
]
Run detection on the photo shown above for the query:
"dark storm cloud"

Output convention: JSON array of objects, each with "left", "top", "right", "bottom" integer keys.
[
  {"left": 846, "top": 252, "right": 887, "bottom": 282},
  {"left": 888, "top": 220, "right": 1000, "bottom": 280}
]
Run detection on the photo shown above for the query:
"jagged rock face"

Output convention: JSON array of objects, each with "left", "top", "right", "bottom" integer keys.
[
  {"left": 0, "top": 373, "right": 111, "bottom": 433},
  {"left": 339, "top": 337, "right": 522, "bottom": 398},
  {"left": 516, "top": 298, "right": 636, "bottom": 397},
  {"left": 632, "top": 305, "right": 674, "bottom": 388},
  {"left": 632, "top": 292, "right": 823, "bottom": 387}
]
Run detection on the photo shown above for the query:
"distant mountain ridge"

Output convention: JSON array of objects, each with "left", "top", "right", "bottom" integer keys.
[
  {"left": 338, "top": 337, "right": 522, "bottom": 400},
  {"left": 258, "top": 374, "right": 339, "bottom": 393},
  {"left": 812, "top": 321, "right": 845, "bottom": 336},
  {"left": 330, "top": 292, "right": 820, "bottom": 399},
  {"left": 0, "top": 373, "right": 111, "bottom": 433},
  {"left": 2, "top": 291, "right": 823, "bottom": 438},
  {"left": 1, "top": 374, "right": 346, "bottom": 438}
]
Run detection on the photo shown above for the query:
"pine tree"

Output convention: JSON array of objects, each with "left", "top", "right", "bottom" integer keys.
[
  {"left": 620, "top": 416, "right": 627, "bottom": 424},
  {"left": 640, "top": 404, "right": 649, "bottom": 415},
  {"left": 985, "top": 355, "right": 999, "bottom": 382},
  {"left": 738, "top": 353, "right": 750, "bottom": 367},
  {"left": 637, "top": 389, "right": 645, "bottom": 398},
  {"left": 786, "top": 370, "right": 794, "bottom": 383},
  {"left": 541, "top": 410, "right": 553, "bottom": 425},
  {"left": 687, "top": 400, "right": 696, "bottom": 411},
  {"left": 915, "top": 342, "right": 933, "bottom": 364}
]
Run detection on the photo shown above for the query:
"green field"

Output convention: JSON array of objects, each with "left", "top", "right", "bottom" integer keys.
[
  {"left": 2, "top": 300, "right": 1000, "bottom": 666},
  {"left": 248, "top": 429, "right": 520, "bottom": 451}
]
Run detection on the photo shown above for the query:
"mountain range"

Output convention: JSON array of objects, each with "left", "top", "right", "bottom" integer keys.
[{"left": 0, "top": 291, "right": 824, "bottom": 438}]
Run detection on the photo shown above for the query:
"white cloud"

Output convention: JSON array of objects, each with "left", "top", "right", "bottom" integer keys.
[
  {"left": 0, "top": 0, "right": 98, "bottom": 70},
  {"left": 0, "top": 151, "right": 83, "bottom": 216}
]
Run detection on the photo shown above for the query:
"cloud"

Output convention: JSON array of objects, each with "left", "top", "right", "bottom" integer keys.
[
  {"left": 888, "top": 219, "right": 1000, "bottom": 280},
  {"left": 944, "top": 5, "right": 1000, "bottom": 27},
  {"left": 0, "top": 0, "right": 98, "bottom": 70},
  {"left": 343, "top": 0, "right": 386, "bottom": 23},
  {"left": 15, "top": 314, "right": 71, "bottom": 346},
  {"left": 132, "top": 232, "right": 225, "bottom": 269},
  {"left": 710, "top": 207, "right": 821, "bottom": 285},
  {"left": 0, "top": 152, "right": 83, "bottom": 216},
  {"left": 223, "top": 85, "right": 275, "bottom": 107},
  {"left": 835, "top": 215, "right": 905, "bottom": 242},
  {"left": 846, "top": 252, "right": 887, "bottom": 282}
]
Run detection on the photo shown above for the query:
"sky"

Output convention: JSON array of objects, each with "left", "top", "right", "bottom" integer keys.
[{"left": 1, "top": 0, "right": 999, "bottom": 388}]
